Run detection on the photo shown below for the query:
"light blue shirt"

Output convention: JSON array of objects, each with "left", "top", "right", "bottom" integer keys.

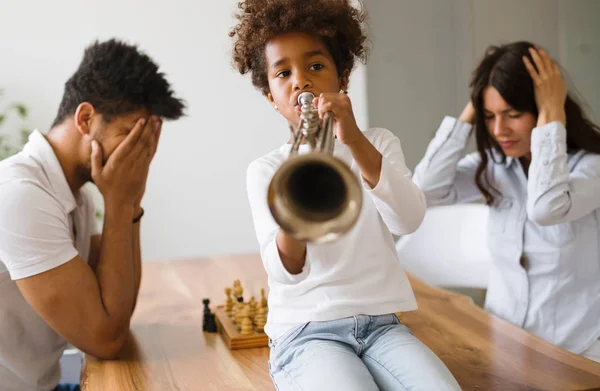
[{"left": 413, "top": 116, "right": 600, "bottom": 354}]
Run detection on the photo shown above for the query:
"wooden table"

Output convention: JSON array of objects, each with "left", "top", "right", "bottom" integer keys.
[{"left": 81, "top": 254, "right": 600, "bottom": 391}]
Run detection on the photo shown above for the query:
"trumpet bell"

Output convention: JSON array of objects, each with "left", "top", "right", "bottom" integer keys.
[{"left": 267, "top": 152, "right": 363, "bottom": 243}]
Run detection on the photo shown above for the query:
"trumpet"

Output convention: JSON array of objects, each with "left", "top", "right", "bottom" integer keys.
[{"left": 267, "top": 92, "right": 363, "bottom": 243}]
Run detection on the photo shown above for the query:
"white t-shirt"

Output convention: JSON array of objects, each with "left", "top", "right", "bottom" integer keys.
[
  {"left": 247, "top": 128, "right": 423, "bottom": 340},
  {"left": 0, "top": 130, "right": 98, "bottom": 391}
]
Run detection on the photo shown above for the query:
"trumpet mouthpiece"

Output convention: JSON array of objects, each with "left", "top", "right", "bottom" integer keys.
[{"left": 298, "top": 92, "right": 315, "bottom": 107}]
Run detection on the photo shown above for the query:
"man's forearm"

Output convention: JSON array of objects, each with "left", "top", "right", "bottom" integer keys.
[
  {"left": 96, "top": 202, "right": 136, "bottom": 338},
  {"left": 131, "top": 205, "right": 143, "bottom": 312}
]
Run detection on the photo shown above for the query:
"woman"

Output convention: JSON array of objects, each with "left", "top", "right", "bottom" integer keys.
[{"left": 414, "top": 41, "right": 600, "bottom": 362}]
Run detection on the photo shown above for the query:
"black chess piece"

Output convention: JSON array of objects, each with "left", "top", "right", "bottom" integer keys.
[
  {"left": 202, "top": 298, "right": 218, "bottom": 333},
  {"left": 205, "top": 314, "right": 218, "bottom": 333}
]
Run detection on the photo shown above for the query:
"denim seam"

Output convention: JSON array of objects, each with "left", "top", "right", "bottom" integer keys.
[
  {"left": 353, "top": 316, "right": 367, "bottom": 355},
  {"left": 394, "top": 323, "right": 414, "bottom": 336},
  {"left": 366, "top": 315, "right": 375, "bottom": 336},
  {"left": 279, "top": 366, "right": 306, "bottom": 391},
  {"left": 269, "top": 361, "right": 282, "bottom": 391},
  {"left": 357, "top": 338, "right": 366, "bottom": 356},
  {"left": 273, "top": 323, "right": 309, "bottom": 349},
  {"left": 362, "top": 353, "right": 408, "bottom": 390}
]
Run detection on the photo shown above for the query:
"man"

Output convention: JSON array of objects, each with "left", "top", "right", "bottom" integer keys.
[{"left": 0, "top": 39, "right": 185, "bottom": 391}]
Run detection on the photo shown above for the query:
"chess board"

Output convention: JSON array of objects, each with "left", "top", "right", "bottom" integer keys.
[
  {"left": 215, "top": 305, "right": 269, "bottom": 350},
  {"left": 212, "top": 278, "right": 404, "bottom": 350},
  {"left": 213, "top": 279, "right": 269, "bottom": 350}
]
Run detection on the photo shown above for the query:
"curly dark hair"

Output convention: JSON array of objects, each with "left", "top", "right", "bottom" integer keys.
[
  {"left": 52, "top": 39, "right": 185, "bottom": 127},
  {"left": 229, "top": 0, "right": 368, "bottom": 94}
]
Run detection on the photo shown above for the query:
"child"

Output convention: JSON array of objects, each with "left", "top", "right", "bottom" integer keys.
[{"left": 230, "top": 1, "right": 461, "bottom": 389}]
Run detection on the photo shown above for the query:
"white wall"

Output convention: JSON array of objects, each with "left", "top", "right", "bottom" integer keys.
[
  {"left": 0, "top": 0, "right": 368, "bottom": 261},
  {"left": 363, "top": 0, "right": 599, "bottom": 169},
  {"left": 465, "top": 0, "right": 599, "bottom": 134},
  {"left": 558, "top": 0, "right": 600, "bottom": 121},
  {"left": 363, "top": 0, "right": 472, "bottom": 170},
  {"left": 471, "top": 0, "right": 560, "bottom": 62},
  {"left": 2, "top": 1, "right": 598, "bottom": 261}
]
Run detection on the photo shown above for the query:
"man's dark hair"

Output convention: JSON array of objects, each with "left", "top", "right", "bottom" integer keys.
[{"left": 52, "top": 39, "right": 185, "bottom": 127}]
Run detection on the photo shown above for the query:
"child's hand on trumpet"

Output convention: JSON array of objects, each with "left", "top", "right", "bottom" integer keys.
[{"left": 314, "top": 92, "right": 364, "bottom": 146}]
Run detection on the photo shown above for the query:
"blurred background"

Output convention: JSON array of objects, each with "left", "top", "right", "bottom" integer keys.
[{"left": 0, "top": 0, "right": 598, "bottom": 264}]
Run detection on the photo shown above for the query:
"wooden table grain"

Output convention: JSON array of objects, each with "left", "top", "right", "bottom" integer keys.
[{"left": 81, "top": 254, "right": 600, "bottom": 391}]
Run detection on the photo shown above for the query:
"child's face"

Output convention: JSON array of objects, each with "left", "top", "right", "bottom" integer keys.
[{"left": 264, "top": 31, "right": 345, "bottom": 128}]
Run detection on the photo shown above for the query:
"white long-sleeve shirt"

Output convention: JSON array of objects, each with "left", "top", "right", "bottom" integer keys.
[
  {"left": 247, "top": 128, "right": 424, "bottom": 339},
  {"left": 413, "top": 117, "right": 600, "bottom": 354}
]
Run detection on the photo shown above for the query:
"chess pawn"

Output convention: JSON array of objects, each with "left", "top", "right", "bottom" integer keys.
[
  {"left": 254, "top": 305, "right": 267, "bottom": 333},
  {"left": 260, "top": 288, "right": 268, "bottom": 309},
  {"left": 202, "top": 298, "right": 212, "bottom": 322},
  {"left": 225, "top": 287, "right": 233, "bottom": 315},
  {"left": 234, "top": 297, "right": 245, "bottom": 326},
  {"left": 231, "top": 297, "right": 244, "bottom": 328},
  {"left": 202, "top": 298, "right": 211, "bottom": 313},
  {"left": 202, "top": 298, "right": 210, "bottom": 330},
  {"left": 202, "top": 298, "right": 218, "bottom": 333},
  {"left": 205, "top": 312, "right": 218, "bottom": 333},
  {"left": 240, "top": 306, "right": 254, "bottom": 336},
  {"left": 231, "top": 304, "right": 237, "bottom": 323},
  {"left": 249, "top": 296, "right": 257, "bottom": 320}
]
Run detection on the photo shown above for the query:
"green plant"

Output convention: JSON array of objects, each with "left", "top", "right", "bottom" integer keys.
[{"left": 0, "top": 89, "right": 31, "bottom": 160}]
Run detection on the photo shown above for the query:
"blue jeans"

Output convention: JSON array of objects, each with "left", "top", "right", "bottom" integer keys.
[
  {"left": 53, "top": 384, "right": 80, "bottom": 391},
  {"left": 268, "top": 314, "right": 461, "bottom": 391}
]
